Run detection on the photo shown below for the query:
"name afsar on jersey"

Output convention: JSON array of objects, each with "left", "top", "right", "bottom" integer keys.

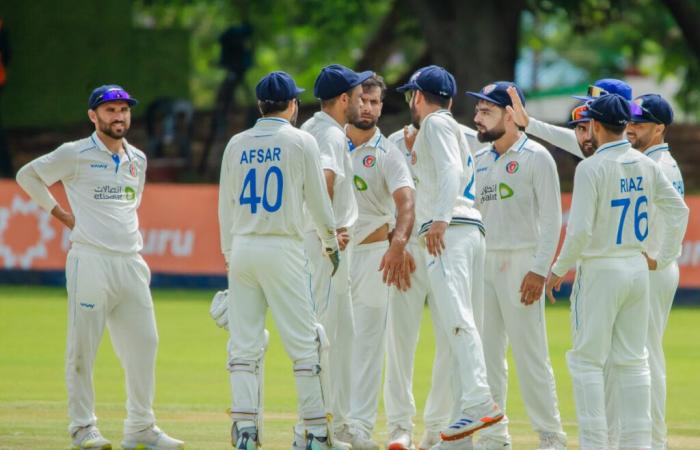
[{"left": 240, "top": 147, "right": 282, "bottom": 164}]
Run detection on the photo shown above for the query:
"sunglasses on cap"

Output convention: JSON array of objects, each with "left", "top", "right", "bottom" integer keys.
[
  {"left": 404, "top": 90, "right": 415, "bottom": 104},
  {"left": 95, "top": 88, "right": 133, "bottom": 105},
  {"left": 587, "top": 85, "right": 610, "bottom": 98},
  {"left": 571, "top": 104, "right": 589, "bottom": 122},
  {"left": 630, "top": 101, "right": 663, "bottom": 124}
]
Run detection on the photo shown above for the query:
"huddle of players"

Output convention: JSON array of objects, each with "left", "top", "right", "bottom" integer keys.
[{"left": 218, "top": 64, "right": 688, "bottom": 450}]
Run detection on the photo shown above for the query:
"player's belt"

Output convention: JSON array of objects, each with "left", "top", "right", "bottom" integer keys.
[{"left": 418, "top": 217, "right": 485, "bottom": 237}]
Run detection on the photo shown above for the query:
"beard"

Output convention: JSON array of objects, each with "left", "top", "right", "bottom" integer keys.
[
  {"left": 581, "top": 140, "right": 595, "bottom": 157},
  {"left": 477, "top": 125, "right": 506, "bottom": 143},
  {"left": 98, "top": 117, "right": 129, "bottom": 139},
  {"left": 346, "top": 103, "right": 362, "bottom": 125},
  {"left": 410, "top": 103, "right": 421, "bottom": 129},
  {"left": 590, "top": 133, "right": 599, "bottom": 150},
  {"left": 628, "top": 133, "right": 651, "bottom": 151},
  {"left": 353, "top": 117, "right": 377, "bottom": 130}
]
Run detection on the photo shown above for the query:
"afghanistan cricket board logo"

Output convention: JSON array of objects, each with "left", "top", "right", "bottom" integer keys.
[
  {"left": 506, "top": 161, "right": 519, "bottom": 174},
  {"left": 363, "top": 155, "right": 376, "bottom": 168}
]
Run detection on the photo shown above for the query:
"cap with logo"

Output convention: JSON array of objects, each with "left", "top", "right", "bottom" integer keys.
[
  {"left": 466, "top": 81, "right": 525, "bottom": 108},
  {"left": 568, "top": 103, "right": 591, "bottom": 127},
  {"left": 88, "top": 84, "right": 138, "bottom": 110},
  {"left": 256, "top": 71, "right": 305, "bottom": 102},
  {"left": 313, "top": 64, "right": 374, "bottom": 100},
  {"left": 630, "top": 94, "right": 673, "bottom": 125},
  {"left": 574, "top": 78, "right": 632, "bottom": 101},
  {"left": 396, "top": 65, "right": 457, "bottom": 98},
  {"left": 585, "top": 93, "right": 631, "bottom": 126}
]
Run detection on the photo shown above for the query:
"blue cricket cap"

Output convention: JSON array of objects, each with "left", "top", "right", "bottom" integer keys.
[
  {"left": 397, "top": 65, "right": 457, "bottom": 98},
  {"left": 466, "top": 81, "right": 525, "bottom": 108},
  {"left": 256, "top": 71, "right": 305, "bottom": 102},
  {"left": 630, "top": 94, "right": 673, "bottom": 125},
  {"left": 586, "top": 93, "right": 631, "bottom": 126},
  {"left": 574, "top": 78, "right": 632, "bottom": 101},
  {"left": 88, "top": 85, "right": 138, "bottom": 110},
  {"left": 313, "top": 64, "right": 374, "bottom": 100}
]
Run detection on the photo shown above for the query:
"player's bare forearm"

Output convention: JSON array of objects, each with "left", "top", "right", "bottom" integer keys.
[
  {"left": 391, "top": 187, "right": 415, "bottom": 248},
  {"left": 51, "top": 205, "right": 75, "bottom": 230}
]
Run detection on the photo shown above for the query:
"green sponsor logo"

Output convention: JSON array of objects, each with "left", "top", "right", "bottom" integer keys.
[
  {"left": 354, "top": 175, "right": 368, "bottom": 191},
  {"left": 125, "top": 186, "right": 136, "bottom": 201},
  {"left": 498, "top": 182, "right": 514, "bottom": 199}
]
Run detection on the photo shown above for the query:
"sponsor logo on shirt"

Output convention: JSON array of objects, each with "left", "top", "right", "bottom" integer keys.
[
  {"left": 479, "top": 182, "right": 514, "bottom": 202},
  {"left": 353, "top": 175, "right": 368, "bottom": 191},
  {"left": 506, "top": 161, "right": 519, "bottom": 174},
  {"left": 94, "top": 185, "right": 137, "bottom": 201},
  {"left": 90, "top": 163, "right": 108, "bottom": 169},
  {"left": 362, "top": 155, "right": 376, "bottom": 168}
]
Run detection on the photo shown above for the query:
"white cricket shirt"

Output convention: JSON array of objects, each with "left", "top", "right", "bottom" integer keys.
[
  {"left": 552, "top": 140, "right": 688, "bottom": 276},
  {"left": 28, "top": 132, "right": 146, "bottom": 254},
  {"left": 218, "top": 117, "right": 337, "bottom": 262},
  {"left": 301, "top": 111, "right": 358, "bottom": 229},
  {"left": 348, "top": 127, "right": 414, "bottom": 243},
  {"left": 526, "top": 118, "right": 585, "bottom": 159},
  {"left": 474, "top": 133, "right": 562, "bottom": 276}
]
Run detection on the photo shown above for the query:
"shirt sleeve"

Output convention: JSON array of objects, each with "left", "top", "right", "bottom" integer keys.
[
  {"left": 302, "top": 135, "right": 338, "bottom": 250},
  {"left": 526, "top": 118, "right": 585, "bottom": 160},
  {"left": 425, "top": 118, "right": 463, "bottom": 223},
  {"left": 218, "top": 143, "right": 235, "bottom": 264},
  {"left": 551, "top": 162, "right": 596, "bottom": 276},
  {"left": 382, "top": 142, "right": 415, "bottom": 194},
  {"left": 531, "top": 150, "right": 563, "bottom": 276},
  {"left": 651, "top": 163, "right": 689, "bottom": 268},
  {"left": 318, "top": 130, "right": 346, "bottom": 178},
  {"left": 136, "top": 154, "right": 147, "bottom": 209},
  {"left": 31, "top": 143, "right": 78, "bottom": 186},
  {"left": 15, "top": 163, "right": 59, "bottom": 212}
]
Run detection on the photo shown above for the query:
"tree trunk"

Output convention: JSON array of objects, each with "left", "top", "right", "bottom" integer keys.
[
  {"left": 405, "top": 0, "right": 526, "bottom": 122},
  {"left": 354, "top": 0, "right": 404, "bottom": 72},
  {"left": 662, "top": 0, "right": 700, "bottom": 61}
]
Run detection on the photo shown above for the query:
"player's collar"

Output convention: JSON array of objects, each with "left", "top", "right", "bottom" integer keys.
[
  {"left": 256, "top": 117, "right": 289, "bottom": 126},
  {"left": 347, "top": 127, "right": 382, "bottom": 152},
  {"left": 490, "top": 133, "right": 528, "bottom": 161},
  {"left": 644, "top": 143, "right": 670, "bottom": 157},
  {"left": 90, "top": 132, "right": 133, "bottom": 160},
  {"left": 595, "top": 139, "right": 630, "bottom": 155}
]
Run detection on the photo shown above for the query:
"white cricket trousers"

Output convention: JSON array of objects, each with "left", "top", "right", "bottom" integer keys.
[
  {"left": 606, "top": 261, "right": 679, "bottom": 450},
  {"left": 303, "top": 231, "right": 355, "bottom": 432},
  {"left": 65, "top": 244, "right": 157, "bottom": 435},
  {"left": 384, "top": 241, "right": 453, "bottom": 433},
  {"left": 567, "top": 255, "right": 651, "bottom": 450},
  {"left": 348, "top": 240, "right": 390, "bottom": 435},
  {"left": 227, "top": 235, "right": 326, "bottom": 429},
  {"left": 480, "top": 249, "right": 564, "bottom": 444}
]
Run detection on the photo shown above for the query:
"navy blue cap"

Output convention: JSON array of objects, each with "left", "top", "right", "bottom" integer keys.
[
  {"left": 586, "top": 93, "right": 631, "bottom": 126},
  {"left": 630, "top": 94, "right": 673, "bottom": 125},
  {"left": 573, "top": 78, "right": 632, "bottom": 101},
  {"left": 396, "top": 65, "right": 457, "bottom": 98},
  {"left": 313, "top": 64, "right": 374, "bottom": 100},
  {"left": 466, "top": 81, "right": 525, "bottom": 108},
  {"left": 88, "top": 85, "right": 138, "bottom": 110},
  {"left": 256, "top": 71, "right": 305, "bottom": 102}
]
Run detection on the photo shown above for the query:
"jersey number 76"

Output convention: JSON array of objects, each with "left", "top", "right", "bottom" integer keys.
[{"left": 610, "top": 195, "right": 648, "bottom": 244}]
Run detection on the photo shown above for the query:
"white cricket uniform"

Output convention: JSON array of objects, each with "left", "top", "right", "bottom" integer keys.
[
  {"left": 218, "top": 117, "right": 337, "bottom": 433},
  {"left": 345, "top": 128, "right": 414, "bottom": 436},
  {"left": 15, "top": 132, "right": 156, "bottom": 435},
  {"left": 551, "top": 139, "right": 688, "bottom": 450},
  {"left": 410, "top": 109, "right": 491, "bottom": 417},
  {"left": 526, "top": 118, "right": 585, "bottom": 159},
  {"left": 300, "top": 111, "right": 357, "bottom": 431},
  {"left": 473, "top": 133, "right": 565, "bottom": 444}
]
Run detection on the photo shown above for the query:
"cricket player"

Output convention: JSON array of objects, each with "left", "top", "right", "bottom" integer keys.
[
  {"left": 626, "top": 94, "right": 684, "bottom": 450},
  {"left": 15, "top": 85, "right": 184, "bottom": 450},
  {"left": 396, "top": 65, "right": 503, "bottom": 450},
  {"left": 383, "top": 121, "right": 481, "bottom": 450},
  {"left": 546, "top": 94, "right": 688, "bottom": 450},
  {"left": 301, "top": 63, "right": 372, "bottom": 444},
  {"left": 218, "top": 71, "right": 342, "bottom": 450},
  {"left": 336, "top": 74, "right": 416, "bottom": 450},
  {"left": 466, "top": 82, "right": 566, "bottom": 450}
]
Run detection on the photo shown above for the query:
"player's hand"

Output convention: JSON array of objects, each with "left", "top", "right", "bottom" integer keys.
[
  {"left": 642, "top": 252, "right": 658, "bottom": 271},
  {"left": 327, "top": 249, "right": 341, "bottom": 276},
  {"left": 545, "top": 271, "right": 564, "bottom": 304},
  {"left": 520, "top": 271, "right": 545, "bottom": 305},
  {"left": 337, "top": 229, "right": 350, "bottom": 251},
  {"left": 425, "top": 221, "right": 448, "bottom": 257},
  {"left": 505, "top": 86, "right": 529, "bottom": 129},
  {"left": 403, "top": 125, "right": 417, "bottom": 152},
  {"left": 51, "top": 205, "right": 75, "bottom": 230},
  {"left": 379, "top": 242, "right": 416, "bottom": 291}
]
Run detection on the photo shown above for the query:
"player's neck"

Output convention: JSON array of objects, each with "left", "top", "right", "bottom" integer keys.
[
  {"left": 321, "top": 106, "right": 347, "bottom": 128},
  {"left": 639, "top": 137, "right": 665, "bottom": 152},
  {"left": 493, "top": 129, "right": 521, "bottom": 155},
  {"left": 595, "top": 132, "right": 626, "bottom": 149},
  {"left": 95, "top": 130, "right": 124, "bottom": 154},
  {"left": 346, "top": 125, "right": 375, "bottom": 147}
]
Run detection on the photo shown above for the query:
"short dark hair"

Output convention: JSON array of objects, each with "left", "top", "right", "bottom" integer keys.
[
  {"left": 599, "top": 121, "right": 627, "bottom": 135},
  {"left": 362, "top": 74, "right": 387, "bottom": 100},
  {"left": 422, "top": 91, "right": 451, "bottom": 109},
  {"left": 258, "top": 99, "right": 291, "bottom": 115}
]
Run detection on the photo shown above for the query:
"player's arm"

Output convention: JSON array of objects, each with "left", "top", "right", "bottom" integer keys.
[
  {"left": 135, "top": 153, "right": 147, "bottom": 209},
  {"left": 522, "top": 151, "right": 563, "bottom": 305},
  {"left": 15, "top": 144, "right": 76, "bottom": 229},
  {"left": 424, "top": 119, "right": 462, "bottom": 256},
  {"left": 218, "top": 144, "right": 235, "bottom": 266},
  {"left": 650, "top": 164, "right": 689, "bottom": 269},
  {"left": 505, "top": 86, "right": 584, "bottom": 159}
]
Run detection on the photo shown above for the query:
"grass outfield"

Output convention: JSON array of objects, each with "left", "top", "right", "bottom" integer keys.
[{"left": 0, "top": 286, "right": 698, "bottom": 450}]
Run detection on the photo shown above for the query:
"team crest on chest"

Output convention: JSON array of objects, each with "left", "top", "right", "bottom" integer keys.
[
  {"left": 362, "top": 155, "right": 376, "bottom": 168},
  {"left": 506, "top": 161, "right": 519, "bottom": 174}
]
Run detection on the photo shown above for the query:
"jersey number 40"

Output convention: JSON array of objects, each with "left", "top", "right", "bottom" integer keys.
[{"left": 239, "top": 166, "right": 283, "bottom": 214}]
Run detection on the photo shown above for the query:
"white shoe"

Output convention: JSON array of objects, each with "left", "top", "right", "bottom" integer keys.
[
  {"left": 349, "top": 428, "right": 378, "bottom": 450},
  {"left": 71, "top": 425, "right": 112, "bottom": 450},
  {"left": 429, "top": 436, "right": 473, "bottom": 450},
  {"left": 474, "top": 436, "right": 511, "bottom": 449},
  {"left": 121, "top": 425, "right": 184, "bottom": 450},
  {"left": 440, "top": 403, "right": 504, "bottom": 442},
  {"left": 387, "top": 426, "right": 415, "bottom": 450},
  {"left": 332, "top": 424, "right": 353, "bottom": 449},
  {"left": 418, "top": 429, "right": 440, "bottom": 450},
  {"left": 306, "top": 432, "right": 351, "bottom": 450},
  {"left": 536, "top": 432, "right": 566, "bottom": 450}
]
